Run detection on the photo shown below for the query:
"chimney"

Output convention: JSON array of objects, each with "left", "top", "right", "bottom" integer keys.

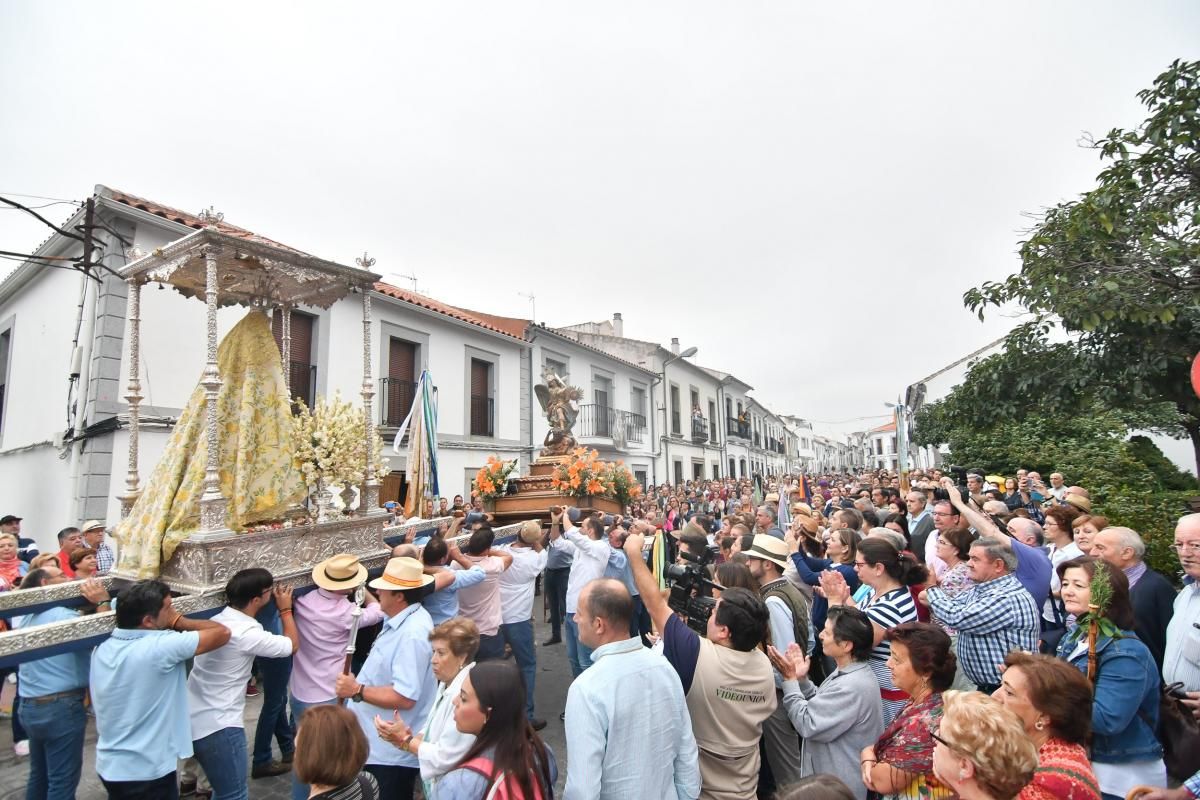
[
  {"left": 612, "top": 312, "right": 623, "bottom": 338},
  {"left": 671, "top": 337, "right": 680, "bottom": 356}
]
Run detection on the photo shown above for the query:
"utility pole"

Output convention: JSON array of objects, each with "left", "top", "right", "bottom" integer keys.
[{"left": 80, "top": 197, "right": 95, "bottom": 279}]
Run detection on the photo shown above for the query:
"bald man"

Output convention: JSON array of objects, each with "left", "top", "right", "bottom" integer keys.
[
  {"left": 1092, "top": 527, "right": 1175, "bottom": 672},
  {"left": 1164, "top": 515, "right": 1200, "bottom": 720}
]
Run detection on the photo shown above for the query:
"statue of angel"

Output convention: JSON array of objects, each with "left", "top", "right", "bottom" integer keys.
[{"left": 535, "top": 369, "right": 581, "bottom": 456}]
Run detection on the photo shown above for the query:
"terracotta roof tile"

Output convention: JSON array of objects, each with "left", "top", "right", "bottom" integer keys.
[
  {"left": 373, "top": 283, "right": 527, "bottom": 341},
  {"left": 870, "top": 421, "right": 897, "bottom": 433},
  {"left": 103, "top": 187, "right": 312, "bottom": 256}
]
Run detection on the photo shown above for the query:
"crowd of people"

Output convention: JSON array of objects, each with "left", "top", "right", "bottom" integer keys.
[{"left": 2, "top": 466, "right": 1200, "bottom": 800}]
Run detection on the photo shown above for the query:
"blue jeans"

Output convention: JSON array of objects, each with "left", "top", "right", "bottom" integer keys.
[
  {"left": 564, "top": 613, "right": 593, "bottom": 678},
  {"left": 192, "top": 727, "right": 248, "bottom": 800},
  {"left": 290, "top": 696, "right": 337, "bottom": 800},
  {"left": 19, "top": 691, "right": 87, "bottom": 800},
  {"left": 252, "top": 655, "right": 294, "bottom": 766},
  {"left": 500, "top": 620, "right": 537, "bottom": 718},
  {"left": 2, "top": 668, "right": 28, "bottom": 742}
]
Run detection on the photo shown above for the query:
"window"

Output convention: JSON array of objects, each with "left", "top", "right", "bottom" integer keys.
[
  {"left": 634, "top": 469, "right": 648, "bottom": 489},
  {"left": 272, "top": 311, "right": 316, "bottom": 411},
  {"left": 0, "top": 328, "right": 9, "bottom": 436},
  {"left": 592, "top": 374, "right": 612, "bottom": 437},
  {"left": 692, "top": 461, "right": 704, "bottom": 480},
  {"left": 712, "top": 462, "right": 720, "bottom": 478},
  {"left": 739, "top": 458, "right": 746, "bottom": 477},
  {"left": 384, "top": 337, "right": 418, "bottom": 426},
  {"left": 708, "top": 400, "right": 717, "bottom": 444},
  {"left": 469, "top": 358, "right": 494, "bottom": 437},
  {"left": 673, "top": 460, "right": 683, "bottom": 485},
  {"left": 670, "top": 384, "right": 681, "bottom": 435},
  {"left": 544, "top": 356, "right": 568, "bottom": 382},
  {"left": 630, "top": 384, "right": 646, "bottom": 420},
  {"left": 728, "top": 458, "right": 735, "bottom": 478}
]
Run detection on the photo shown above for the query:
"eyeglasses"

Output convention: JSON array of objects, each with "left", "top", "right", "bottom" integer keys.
[
  {"left": 929, "top": 731, "right": 957, "bottom": 751},
  {"left": 853, "top": 561, "right": 870, "bottom": 568},
  {"left": 1171, "top": 542, "right": 1200, "bottom": 555}
]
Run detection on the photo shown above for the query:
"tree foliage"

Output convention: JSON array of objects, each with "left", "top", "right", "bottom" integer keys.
[{"left": 957, "top": 60, "right": 1200, "bottom": 473}]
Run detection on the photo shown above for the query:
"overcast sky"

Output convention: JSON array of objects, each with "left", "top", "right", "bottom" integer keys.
[{"left": 2, "top": 1, "right": 1198, "bottom": 428}]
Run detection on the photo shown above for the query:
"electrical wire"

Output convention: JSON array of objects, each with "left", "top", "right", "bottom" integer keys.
[
  {"left": 0, "top": 196, "right": 85, "bottom": 243},
  {"left": 0, "top": 200, "right": 81, "bottom": 211},
  {"left": 0, "top": 192, "right": 82, "bottom": 204}
]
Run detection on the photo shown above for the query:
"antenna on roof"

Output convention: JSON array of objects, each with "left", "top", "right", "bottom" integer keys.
[
  {"left": 518, "top": 291, "right": 536, "bottom": 324},
  {"left": 392, "top": 271, "right": 420, "bottom": 294}
]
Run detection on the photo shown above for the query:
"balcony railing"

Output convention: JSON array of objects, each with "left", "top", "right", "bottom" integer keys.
[
  {"left": 380, "top": 378, "right": 418, "bottom": 428},
  {"left": 726, "top": 418, "right": 751, "bottom": 440},
  {"left": 470, "top": 395, "right": 494, "bottom": 437},
  {"left": 577, "top": 404, "right": 647, "bottom": 446},
  {"left": 288, "top": 362, "right": 316, "bottom": 412},
  {"left": 690, "top": 416, "right": 709, "bottom": 443}
]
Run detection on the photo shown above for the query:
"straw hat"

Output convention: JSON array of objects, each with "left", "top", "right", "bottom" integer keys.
[
  {"left": 765, "top": 492, "right": 780, "bottom": 504},
  {"left": 744, "top": 534, "right": 790, "bottom": 569},
  {"left": 795, "top": 515, "right": 820, "bottom": 535},
  {"left": 80, "top": 520, "right": 107, "bottom": 533},
  {"left": 312, "top": 553, "right": 368, "bottom": 592},
  {"left": 518, "top": 520, "right": 543, "bottom": 545},
  {"left": 1064, "top": 493, "right": 1092, "bottom": 513},
  {"left": 368, "top": 557, "right": 435, "bottom": 591}
]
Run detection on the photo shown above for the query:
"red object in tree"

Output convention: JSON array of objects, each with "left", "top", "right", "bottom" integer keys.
[{"left": 1192, "top": 352, "right": 1200, "bottom": 399}]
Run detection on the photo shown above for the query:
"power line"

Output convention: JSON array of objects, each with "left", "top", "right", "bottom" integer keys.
[
  {"left": 0, "top": 191, "right": 82, "bottom": 204},
  {"left": 0, "top": 196, "right": 86, "bottom": 243},
  {"left": 0, "top": 200, "right": 81, "bottom": 211}
]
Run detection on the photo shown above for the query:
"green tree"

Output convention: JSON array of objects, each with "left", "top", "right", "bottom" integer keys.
[{"left": 962, "top": 60, "right": 1200, "bottom": 475}]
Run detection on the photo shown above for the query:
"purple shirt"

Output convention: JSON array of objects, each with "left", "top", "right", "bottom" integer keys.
[{"left": 291, "top": 588, "right": 386, "bottom": 703}]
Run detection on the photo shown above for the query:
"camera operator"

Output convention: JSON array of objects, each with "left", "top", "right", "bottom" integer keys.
[
  {"left": 624, "top": 527, "right": 776, "bottom": 800},
  {"left": 744, "top": 535, "right": 811, "bottom": 791}
]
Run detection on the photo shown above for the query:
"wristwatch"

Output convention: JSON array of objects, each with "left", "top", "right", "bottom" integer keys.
[{"left": 352, "top": 684, "right": 365, "bottom": 703}]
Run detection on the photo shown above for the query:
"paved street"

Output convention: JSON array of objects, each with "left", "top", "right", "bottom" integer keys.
[{"left": 0, "top": 610, "right": 574, "bottom": 799}]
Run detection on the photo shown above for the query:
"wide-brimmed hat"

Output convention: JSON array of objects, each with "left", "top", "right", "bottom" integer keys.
[
  {"left": 744, "top": 534, "right": 790, "bottom": 569},
  {"left": 368, "top": 557, "right": 435, "bottom": 592},
  {"left": 765, "top": 493, "right": 780, "bottom": 504},
  {"left": 790, "top": 502, "right": 813, "bottom": 517},
  {"left": 81, "top": 520, "right": 106, "bottom": 534},
  {"left": 519, "top": 520, "right": 543, "bottom": 545},
  {"left": 1063, "top": 493, "right": 1092, "bottom": 513},
  {"left": 312, "top": 553, "right": 368, "bottom": 592},
  {"left": 795, "top": 515, "right": 820, "bottom": 535}
]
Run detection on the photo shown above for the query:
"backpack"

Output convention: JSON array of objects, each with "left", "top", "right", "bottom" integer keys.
[{"left": 461, "top": 756, "right": 548, "bottom": 800}]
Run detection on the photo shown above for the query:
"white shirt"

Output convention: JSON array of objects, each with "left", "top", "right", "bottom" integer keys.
[
  {"left": 564, "top": 523, "right": 611, "bottom": 615},
  {"left": 417, "top": 663, "right": 477, "bottom": 784},
  {"left": 498, "top": 544, "right": 549, "bottom": 624},
  {"left": 187, "top": 606, "right": 293, "bottom": 740},
  {"left": 924, "top": 530, "right": 947, "bottom": 577}
]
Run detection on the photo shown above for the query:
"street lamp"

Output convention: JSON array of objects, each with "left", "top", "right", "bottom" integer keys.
[
  {"left": 661, "top": 346, "right": 698, "bottom": 485},
  {"left": 884, "top": 401, "right": 910, "bottom": 488}
]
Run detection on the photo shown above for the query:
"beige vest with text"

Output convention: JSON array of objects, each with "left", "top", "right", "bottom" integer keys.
[{"left": 686, "top": 639, "right": 777, "bottom": 800}]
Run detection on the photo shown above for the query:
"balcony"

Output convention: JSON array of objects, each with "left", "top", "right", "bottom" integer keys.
[
  {"left": 380, "top": 378, "right": 418, "bottom": 428},
  {"left": 690, "top": 416, "right": 709, "bottom": 444},
  {"left": 577, "top": 404, "right": 647, "bottom": 447},
  {"left": 726, "top": 418, "right": 751, "bottom": 440},
  {"left": 470, "top": 395, "right": 494, "bottom": 437}
]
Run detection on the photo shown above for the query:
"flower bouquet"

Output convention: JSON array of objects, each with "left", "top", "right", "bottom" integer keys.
[
  {"left": 604, "top": 461, "right": 643, "bottom": 507},
  {"left": 473, "top": 455, "right": 519, "bottom": 501},
  {"left": 550, "top": 448, "right": 614, "bottom": 499},
  {"left": 293, "top": 393, "right": 385, "bottom": 520}
]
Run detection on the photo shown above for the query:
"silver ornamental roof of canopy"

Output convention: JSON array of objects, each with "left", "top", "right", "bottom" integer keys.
[{"left": 119, "top": 226, "right": 382, "bottom": 308}]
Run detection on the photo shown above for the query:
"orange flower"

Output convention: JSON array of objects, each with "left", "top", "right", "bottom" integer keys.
[
  {"left": 570, "top": 475, "right": 581, "bottom": 489},
  {"left": 586, "top": 479, "right": 604, "bottom": 495}
]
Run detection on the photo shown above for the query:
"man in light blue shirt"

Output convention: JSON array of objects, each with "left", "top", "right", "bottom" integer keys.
[
  {"left": 335, "top": 557, "right": 438, "bottom": 799},
  {"left": 91, "top": 579, "right": 231, "bottom": 796},
  {"left": 564, "top": 578, "right": 700, "bottom": 800},
  {"left": 419, "top": 536, "right": 487, "bottom": 625},
  {"left": 17, "top": 569, "right": 110, "bottom": 799}
]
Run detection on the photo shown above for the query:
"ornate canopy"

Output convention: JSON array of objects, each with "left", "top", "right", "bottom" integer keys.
[{"left": 119, "top": 226, "right": 380, "bottom": 307}]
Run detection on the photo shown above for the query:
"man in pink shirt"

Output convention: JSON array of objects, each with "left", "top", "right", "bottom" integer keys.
[
  {"left": 454, "top": 526, "right": 512, "bottom": 660},
  {"left": 290, "top": 554, "right": 385, "bottom": 800}
]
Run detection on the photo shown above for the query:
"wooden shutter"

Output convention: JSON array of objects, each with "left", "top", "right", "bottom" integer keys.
[
  {"left": 387, "top": 339, "right": 417, "bottom": 425},
  {"left": 271, "top": 312, "right": 314, "bottom": 407},
  {"left": 470, "top": 359, "right": 491, "bottom": 436}
]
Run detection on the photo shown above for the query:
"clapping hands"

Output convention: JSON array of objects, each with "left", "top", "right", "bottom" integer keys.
[
  {"left": 767, "top": 642, "right": 810, "bottom": 682},
  {"left": 819, "top": 569, "right": 850, "bottom": 606}
]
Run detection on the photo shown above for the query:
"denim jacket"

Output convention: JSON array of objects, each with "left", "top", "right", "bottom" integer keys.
[{"left": 1057, "top": 629, "right": 1163, "bottom": 763}]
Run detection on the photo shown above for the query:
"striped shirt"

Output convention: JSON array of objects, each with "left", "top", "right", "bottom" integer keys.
[
  {"left": 1164, "top": 581, "right": 1200, "bottom": 690},
  {"left": 861, "top": 587, "right": 917, "bottom": 726},
  {"left": 927, "top": 572, "right": 1040, "bottom": 688}
]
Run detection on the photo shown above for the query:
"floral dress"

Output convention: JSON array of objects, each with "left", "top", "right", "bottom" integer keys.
[{"left": 871, "top": 693, "right": 956, "bottom": 800}]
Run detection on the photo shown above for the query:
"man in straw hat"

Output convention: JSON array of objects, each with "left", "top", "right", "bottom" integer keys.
[
  {"left": 498, "top": 520, "right": 549, "bottom": 730},
  {"left": 335, "top": 557, "right": 436, "bottom": 799},
  {"left": 744, "top": 534, "right": 810, "bottom": 791},
  {"left": 290, "top": 553, "right": 386, "bottom": 798},
  {"left": 80, "top": 519, "right": 115, "bottom": 575}
]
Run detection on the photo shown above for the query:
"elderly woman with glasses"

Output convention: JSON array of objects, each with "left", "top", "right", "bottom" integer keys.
[{"left": 931, "top": 691, "right": 1038, "bottom": 800}]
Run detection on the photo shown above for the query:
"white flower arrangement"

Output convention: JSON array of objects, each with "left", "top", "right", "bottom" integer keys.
[{"left": 292, "top": 392, "right": 386, "bottom": 490}]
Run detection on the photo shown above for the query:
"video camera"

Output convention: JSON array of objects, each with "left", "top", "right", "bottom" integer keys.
[
  {"left": 931, "top": 465, "right": 972, "bottom": 503},
  {"left": 665, "top": 545, "right": 723, "bottom": 635}
]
